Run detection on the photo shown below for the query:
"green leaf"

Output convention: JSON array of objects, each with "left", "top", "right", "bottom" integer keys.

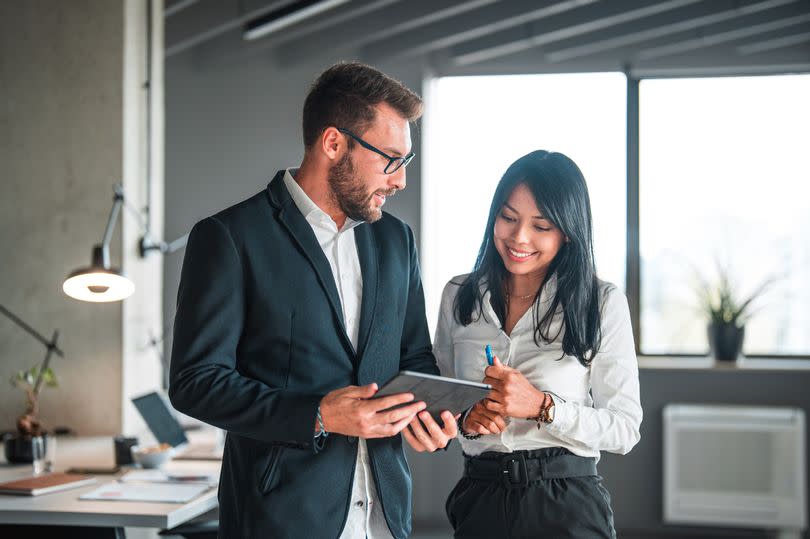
[{"left": 42, "top": 367, "right": 58, "bottom": 386}]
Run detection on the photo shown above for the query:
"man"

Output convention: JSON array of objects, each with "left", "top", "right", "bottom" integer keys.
[{"left": 169, "top": 62, "right": 456, "bottom": 539}]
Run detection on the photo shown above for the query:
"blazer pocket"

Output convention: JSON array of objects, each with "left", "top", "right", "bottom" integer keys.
[{"left": 259, "top": 445, "right": 284, "bottom": 495}]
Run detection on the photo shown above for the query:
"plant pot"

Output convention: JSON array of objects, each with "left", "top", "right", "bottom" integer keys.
[
  {"left": 708, "top": 322, "right": 745, "bottom": 362},
  {"left": 2, "top": 433, "right": 49, "bottom": 464}
]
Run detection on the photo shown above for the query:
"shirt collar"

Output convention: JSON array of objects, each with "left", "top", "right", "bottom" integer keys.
[
  {"left": 283, "top": 168, "right": 363, "bottom": 231},
  {"left": 480, "top": 273, "right": 558, "bottom": 328}
]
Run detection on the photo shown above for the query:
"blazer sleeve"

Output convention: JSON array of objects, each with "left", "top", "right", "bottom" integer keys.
[
  {"left": 168, "top": 216, "right": 322, "bottom": 450},
  {"left": 398, "top": 224, "right": 440, "bottom": 376}
]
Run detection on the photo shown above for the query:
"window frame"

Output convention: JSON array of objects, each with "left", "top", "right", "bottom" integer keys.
[
  {"left": 422, "top": 69, "right": 810, "bottom": 360},
  {"left": 626, "top": 72, "right": 810, "bottom": 360}
]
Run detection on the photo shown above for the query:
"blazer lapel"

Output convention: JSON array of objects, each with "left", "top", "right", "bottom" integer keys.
[
  {"left": 354, "top": 223, "right": 378, "bottom": 361},
  {"left": 267, "top": 174, "right": 348, "bottom": 341}
]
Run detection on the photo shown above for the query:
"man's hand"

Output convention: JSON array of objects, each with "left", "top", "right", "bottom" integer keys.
[
  {"left": 482, "top": 356, "right": 545, "bottom": 419},
  {"left": 462, "top": 399, "right": 508, "bottom": 435},
  {"left": 402, "top": 410, "right": 458, "bottom": 452},
  {"left": 319, "top": 383, "right": 426, "bottom": 438}
]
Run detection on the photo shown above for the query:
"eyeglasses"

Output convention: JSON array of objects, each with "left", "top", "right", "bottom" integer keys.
[{"left": 337, "top": 128, "right": 415, "bottom": 175}]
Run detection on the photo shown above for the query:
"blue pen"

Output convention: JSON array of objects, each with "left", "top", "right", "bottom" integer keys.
[{"left": 485, "top": 344, "right": 494, "bottom": 366}]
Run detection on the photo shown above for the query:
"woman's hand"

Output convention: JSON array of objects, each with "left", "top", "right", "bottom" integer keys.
[
  {"left": 462, "top": 399, "right": 509, "bottom": 435},
  {"left": 483, "top": 356, "right": 545, "bottom": 419}
]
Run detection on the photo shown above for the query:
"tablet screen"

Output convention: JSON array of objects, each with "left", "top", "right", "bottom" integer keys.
[{"left": 373, "top": 370, "right": 490, "bottom": 422}]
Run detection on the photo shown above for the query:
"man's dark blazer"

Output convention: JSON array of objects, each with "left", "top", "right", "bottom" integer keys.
[{"left": 169, "top": 171, "right": 439, "bottom": 539}]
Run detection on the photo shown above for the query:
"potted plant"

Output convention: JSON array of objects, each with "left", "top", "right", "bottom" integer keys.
[
  {"left": 696, "top": 266, "right": 773, "bottom": 362},
  {"left": 11, "top": 365, "right": 59, "bottom": 435},
  {"left": 1, "top": 304, "right": 63, "bottom": 463},
  {"left": 4, "top": 365, "right": 60, "bottom": 464}
]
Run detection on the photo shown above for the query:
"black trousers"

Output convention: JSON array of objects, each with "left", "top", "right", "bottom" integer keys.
[{"left": 445, "top": 448, "right": 616, "bottom": 539}]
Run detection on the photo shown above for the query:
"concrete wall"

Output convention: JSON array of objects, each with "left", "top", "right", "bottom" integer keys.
[{"left": 0, "top": 0, "right": 162, "bottom": 437}]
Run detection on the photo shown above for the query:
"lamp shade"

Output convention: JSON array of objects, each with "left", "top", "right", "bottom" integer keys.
[{"left": 63, "top": 246, "right": 135, "bottom": 302}]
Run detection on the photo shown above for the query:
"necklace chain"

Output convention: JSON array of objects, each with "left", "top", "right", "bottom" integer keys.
[{"left": 506, "top": 290, "right": 536, "bottom": 301}]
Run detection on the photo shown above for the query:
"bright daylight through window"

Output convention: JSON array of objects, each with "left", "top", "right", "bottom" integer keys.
[
  {"left": 423, "top": 73, "right": 627, "bottom": 330},
  {"left": 640, "top": 74, "right": 810, "bottom": 356}
]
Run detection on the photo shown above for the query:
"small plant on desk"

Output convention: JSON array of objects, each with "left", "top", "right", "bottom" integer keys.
[{"left": 10, "top": 365, "right": 59, "bottom": 436}]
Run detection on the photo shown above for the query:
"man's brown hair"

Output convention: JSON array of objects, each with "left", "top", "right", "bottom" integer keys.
[{"left": 302, "top": 62, "right": 423, "bottom": 148}]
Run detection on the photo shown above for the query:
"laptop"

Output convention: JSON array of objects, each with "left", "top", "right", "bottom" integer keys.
[{"left": 131, "top": 391, "right": 224, "bottom": 461}]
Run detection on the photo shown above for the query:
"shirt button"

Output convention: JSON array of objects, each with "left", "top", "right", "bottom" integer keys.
[{"left": 355, "top": 501, "right": 364, "bottom": 507}]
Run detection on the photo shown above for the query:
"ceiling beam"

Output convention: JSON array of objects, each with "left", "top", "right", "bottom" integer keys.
[
  {"left": 637, "top": 6, "right": 810, "bottom": 60},
  {"left": 450, "top": 0, "right": 704, "bottom": 66},
  {"left": 274, "top": 0, "right": 499, "bottom": 65},
  {"left": 179, "top": 0, "right": 402, "bottom": 68},
  {"left": 541, "top": 0, "right": 798, "bottom": 63},
  {"left": 738, "top": 26, "right": 810, "bottom": 54},
  {"left": 431, "top": 40, "right": 810, "bottom": 77},
  {"left": 165, "top": 0, "right": 200, "bottom": 19},
  {"left": 165, "top": 0, "right": 300, "bottom": 57},
  {"left": 166, "top": 0, "right": 379, "bottom": 58},
  {"left": 359, "top": 0, "right": 599, "bottom": 63}
]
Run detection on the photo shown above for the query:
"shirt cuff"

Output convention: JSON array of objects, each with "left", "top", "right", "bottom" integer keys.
[{"left": 543, "top": 394, "right": 571, "bottom": 434}]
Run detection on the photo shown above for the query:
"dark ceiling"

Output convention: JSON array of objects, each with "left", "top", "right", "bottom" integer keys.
[{"left": 164, "top": 0, "right": 810, "bottom": 76}]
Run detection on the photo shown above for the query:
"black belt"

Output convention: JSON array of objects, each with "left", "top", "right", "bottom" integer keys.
[{"left": 464, "top": 450, "right": 597, "bottom": 489}]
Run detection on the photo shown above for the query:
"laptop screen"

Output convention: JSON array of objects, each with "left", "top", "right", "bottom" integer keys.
[{"left": 131, "top": 391, "right": 188, "bottom": 448}]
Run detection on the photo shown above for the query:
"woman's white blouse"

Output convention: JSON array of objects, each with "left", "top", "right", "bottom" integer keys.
[{"left": 435, "top": 274, "right": 642, "bottom": 459}]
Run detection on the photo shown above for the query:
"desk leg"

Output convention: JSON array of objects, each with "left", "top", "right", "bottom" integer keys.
[{"left": 0, "top": 524, "right": 125, "bottom": 538}]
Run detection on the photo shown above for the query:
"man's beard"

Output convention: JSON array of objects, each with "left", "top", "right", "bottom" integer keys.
[{"left": 327, "top": 152, "right": 383, "bottom": 223}]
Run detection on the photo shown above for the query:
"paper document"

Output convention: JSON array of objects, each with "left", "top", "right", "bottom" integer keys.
[
  {"left": 119, "top": 469, "right": 218, "bottom": 486},
  {"left": 79, "top": 481, "right": 210, "bottom": 503}
]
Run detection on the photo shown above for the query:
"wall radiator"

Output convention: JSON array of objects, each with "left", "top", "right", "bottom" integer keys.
[{"left": 664, "top": 404, "right": 806, "bottom": 538}]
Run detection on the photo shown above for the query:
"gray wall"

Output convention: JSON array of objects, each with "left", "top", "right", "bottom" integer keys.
[
  {"left": 163, "top": 42, "right": 809, "bottom": 539},
  {"left": 0, "top": 0, "right": 126, "bottom": 435}
]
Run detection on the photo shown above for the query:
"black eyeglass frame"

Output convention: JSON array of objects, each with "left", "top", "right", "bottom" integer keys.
[{"left": 337, "top": 128, "right": 415, "bottom": 174}]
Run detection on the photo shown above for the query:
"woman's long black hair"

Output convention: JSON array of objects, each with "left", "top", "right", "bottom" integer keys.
[{"left": 453, "top": 150, "right": 603, "bottom": 367}]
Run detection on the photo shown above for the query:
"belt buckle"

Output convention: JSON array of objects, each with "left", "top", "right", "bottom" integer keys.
[{"left": 500, "top": 453, "right": 529, "bottom": 489}]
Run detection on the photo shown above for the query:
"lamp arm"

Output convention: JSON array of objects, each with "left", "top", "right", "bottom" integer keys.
[
  {"left": 97, "top": 185, "right": 189, "bottom": 259},
  {"left": 100, "top": 185, "right": 125, "bottom": 254},
  {"left": 0, "top": 304, "right": 64, "bottom": 358},
  {"left": 163, "top": 233, "right": 189, "bottom": 254},
  {"left": 139, "top": 232, "right": 188, "bottom": 257},
  {"left": 33, "top": 330, "right": 60, "bottom": 396}
]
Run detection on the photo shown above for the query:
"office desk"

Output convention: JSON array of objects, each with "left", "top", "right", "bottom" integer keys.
[{"left": 0, "top": 436, "right": 219, "bottom": 536}]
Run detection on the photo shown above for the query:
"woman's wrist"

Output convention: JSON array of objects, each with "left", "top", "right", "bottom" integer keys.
[
  {"left": 458, "top": 409, "right": 482, "bottom": 440},
  {"left": 527, "top": 390, "right": 549, "bottom": 420}
]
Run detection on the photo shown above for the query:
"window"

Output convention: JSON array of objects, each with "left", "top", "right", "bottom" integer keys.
[
  {"left": 422, "top": 73, "right": 627, "bottom": 330},
  {"left": 639, "top": 75, "right": 810, "bottom": 356}
]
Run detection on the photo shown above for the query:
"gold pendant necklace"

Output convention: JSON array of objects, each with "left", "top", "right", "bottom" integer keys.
[{"left": 506, "top": 291, "right": 536, "bottom": 301}]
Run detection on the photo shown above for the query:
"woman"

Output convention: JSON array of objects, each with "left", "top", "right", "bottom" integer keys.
[{"left": 435, "top": 150, "right": 642, "bottom": 538}]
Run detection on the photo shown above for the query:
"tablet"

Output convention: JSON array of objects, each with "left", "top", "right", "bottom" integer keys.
[{"left": 373, "top": 370, "right": 490, "bottom": 422}]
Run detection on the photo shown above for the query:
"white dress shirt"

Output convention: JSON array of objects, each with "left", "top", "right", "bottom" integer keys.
[
  {"left": 284, "top": 170, "right": 393, "bottom": 539},
  {"left": 434, "top": 274, "right": 642, "bottom": 460}
]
